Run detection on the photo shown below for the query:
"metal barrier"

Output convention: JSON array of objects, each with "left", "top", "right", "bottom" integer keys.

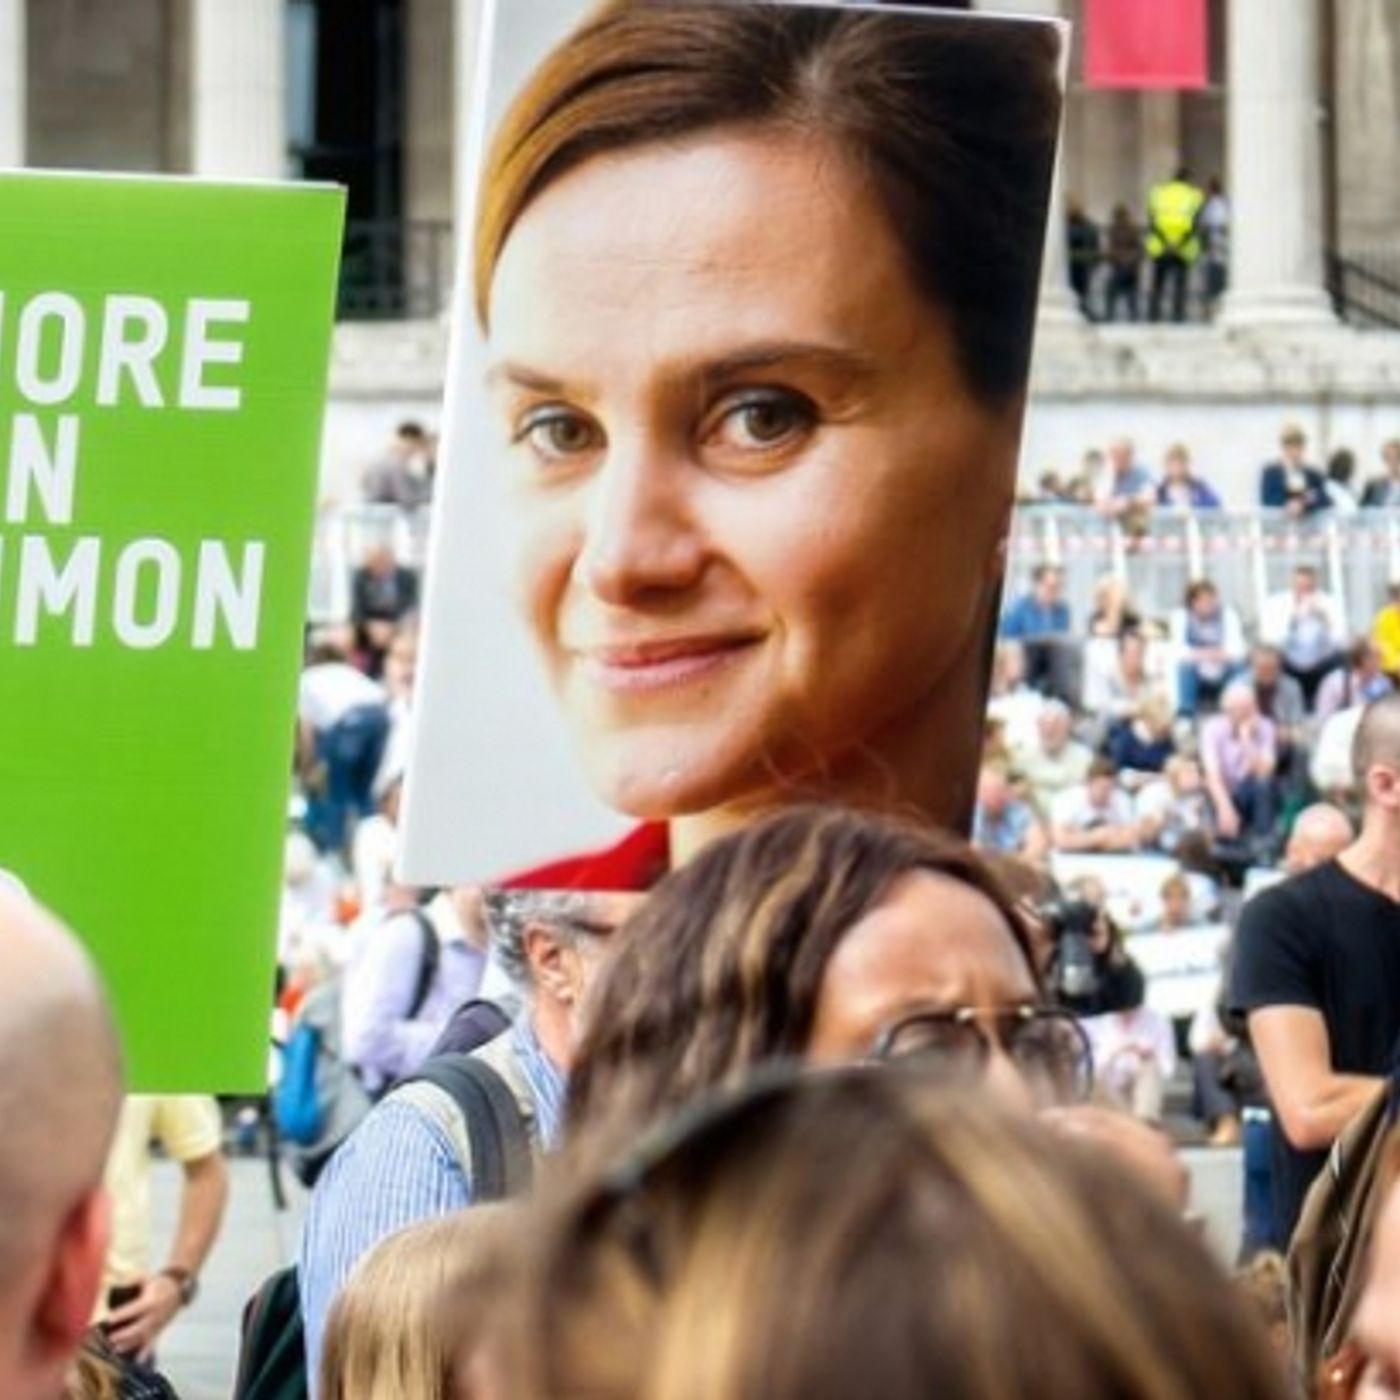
[
  {"left": 305, "top": 504, "right": 1400, "bottom": 637},
  {"left": 1327, "top": 249, "right": 1400, "bottom": 330},
  {"left": 337, "top": 219, "right": 455, "bottom": 320},
  {"left": 1010, "top": 506, "right": 1400, "bottom": 636}
]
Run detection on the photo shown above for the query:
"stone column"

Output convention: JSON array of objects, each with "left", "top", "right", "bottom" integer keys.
[
  {"left": 190, "top": 0, "right": 286, "bottom": 179},
  {"left": 975, "top": 0, "right": 1081, "bottom": 326},
  {"left": 1138, "top": 92, "right": 1180, "bottom": 201},
  {"left": 1218, "top": 0, "right": 1335, "bottom": 326},
  {"left": 0, "top": 0, "right": 24, "bottom": 167}
]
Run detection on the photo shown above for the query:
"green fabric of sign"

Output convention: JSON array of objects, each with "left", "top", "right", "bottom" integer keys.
[{"left": 0, "top": 171, "right": 344, "bottom": 1090}]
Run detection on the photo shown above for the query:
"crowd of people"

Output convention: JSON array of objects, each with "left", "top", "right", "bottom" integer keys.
[
  {"left": 256, "top": 406, "right": 1400, "bottom": 1395},
  {"left": 8, "top": 722, "right": 1400, "bottom": 1397},
  {"left": 1029, "top": 424, "right": 1400, "bottom": 520},
  {"left": 4, "top": 385, "right": 1387, "bottom": 1399},
  {"left": 10, "top": 1, "right": 1400, "bottom": 1388}
]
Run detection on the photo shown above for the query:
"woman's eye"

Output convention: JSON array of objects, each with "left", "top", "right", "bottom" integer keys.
[
  {"left": 515, "top": 407, "right": 602, "bottom": 461},
  {"left": 705, "top": 390, "right": 817, "bottom": 453}
]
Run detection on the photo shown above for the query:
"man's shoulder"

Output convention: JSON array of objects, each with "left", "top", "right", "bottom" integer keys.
[{"left": 1239, "top": 862, "right": 1335, "bottom": 929}]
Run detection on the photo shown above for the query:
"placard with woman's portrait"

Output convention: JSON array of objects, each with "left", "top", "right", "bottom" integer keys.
[{"left": 400, "top": 0, "right": 1067, "bottom": 888}]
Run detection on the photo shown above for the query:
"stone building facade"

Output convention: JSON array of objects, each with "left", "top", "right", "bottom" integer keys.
[{"left": 4, "top": 0, "right": 1400, "bottom": 501}]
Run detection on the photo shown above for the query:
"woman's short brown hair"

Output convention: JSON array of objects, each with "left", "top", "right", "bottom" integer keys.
[
  {"left": 508, "top": 1069, "right": 1286, "bottom": 1400},
  {"left": 475, "top": 0, "right": 1062, "bottom": 405}
]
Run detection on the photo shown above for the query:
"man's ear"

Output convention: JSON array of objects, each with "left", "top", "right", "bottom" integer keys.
[
  {"left": 523, "top": 925, "right": 572, "bottom": 1002},
  {"left": 32, "top": 1188, "right": 109, "bottom": 1367}
]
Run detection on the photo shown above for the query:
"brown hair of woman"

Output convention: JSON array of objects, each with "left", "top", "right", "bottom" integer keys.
[
  {"left": 476, "top": 0, "right": 1061, "bottom": 405},
  {"left": 565, "top": 803, "right": 1037, "bottom": 1150},
  {"left": 507, "top": 1068, "right": 1286, "bottom": 1400}
]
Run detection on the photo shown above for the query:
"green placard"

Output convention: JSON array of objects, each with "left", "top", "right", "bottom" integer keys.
[{"left": 0, "top": 171, "right": 344, "bottom": 1090}]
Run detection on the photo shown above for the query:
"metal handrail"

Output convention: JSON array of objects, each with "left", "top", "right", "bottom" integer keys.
[
  {"left": 338, "top": 219, "right": 455, "bottom": 321},
  {"left": 1327, "top": 250, "right": 1400, "bottom": 330},
  {"left": 306, "top": 503, "right": 1400, "bottom": 639}
]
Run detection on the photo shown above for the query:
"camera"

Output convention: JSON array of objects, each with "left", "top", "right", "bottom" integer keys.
[
  {"left": 1037, "top": 893, "right": 1146, "bottom": 1017},
  {"left": 1039, "top": 897, "right": 1101, "bottom": 1007}
]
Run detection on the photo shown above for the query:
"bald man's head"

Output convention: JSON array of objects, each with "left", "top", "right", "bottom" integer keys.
[
  {"left": 1349, "top": 694, "right": 1400, "bottom": 817},
  {"left": 0, "top": 889, "right": 122, "bottom": 1277},
  {"left": 1284, "top": 804, "right": 1355, "bottom": 875}
]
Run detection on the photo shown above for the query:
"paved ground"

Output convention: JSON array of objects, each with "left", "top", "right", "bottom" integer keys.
[
  {"left": 153, "top": 1156, "right": 308, "bottom": 1399},
  {"left": 148, "top": 1143, "right": 1246, "bottom": 1398}
]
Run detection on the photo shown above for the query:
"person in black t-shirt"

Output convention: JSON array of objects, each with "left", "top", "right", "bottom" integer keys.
[{"left": 1231, "top": 694, "right": 1400, "bottom": 1246}]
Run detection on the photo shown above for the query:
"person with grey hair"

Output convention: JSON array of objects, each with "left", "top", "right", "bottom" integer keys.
[
  {"left": 0, "top": 885, "right": 124, "bottom": 1400},
  {"left": 1014, "top": 700, "right": 1093, "bottom": 821},
  {"left": 1231, "top": 693, "right": 1400, "bottom": 1246},
  {"left": 297, "top": 887, "right": 636, "bottom": 1396},
  {"left": 1199, "top": 681, "right": 1279, "bottom": 849}
]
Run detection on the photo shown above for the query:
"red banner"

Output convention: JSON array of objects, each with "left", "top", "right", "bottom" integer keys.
[{"left": 1084, "top": 0, "right": 1208, "bottom": 90}]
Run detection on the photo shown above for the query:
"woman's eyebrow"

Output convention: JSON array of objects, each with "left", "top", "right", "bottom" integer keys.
[
  {"left": 698, "top": 341, "right": 879, "bottom": 388},
  {"left": 484, "top": 361, "right": 575, "bottom": 395}
]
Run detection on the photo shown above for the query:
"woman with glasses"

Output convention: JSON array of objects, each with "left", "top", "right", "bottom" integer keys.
[
  {"left": 566, "top": 804, "right": 1183, "bottom": 1203},
  {"left": 502, "top": 1069, "right": 1284, "bottom": 1400}
]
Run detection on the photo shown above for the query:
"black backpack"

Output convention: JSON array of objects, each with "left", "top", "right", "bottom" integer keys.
[{"left": 233, "top": 1053, "right": 532, "bottom": 1400}]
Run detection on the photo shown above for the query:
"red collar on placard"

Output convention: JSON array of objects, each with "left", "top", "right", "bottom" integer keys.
[{"left": 498, "top": 822, "right": 671, "bottom": 892}]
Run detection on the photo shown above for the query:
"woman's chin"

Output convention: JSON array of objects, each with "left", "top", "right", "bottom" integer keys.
[{"left": 580, "top": 742, "right": 763, "bottom": 823}]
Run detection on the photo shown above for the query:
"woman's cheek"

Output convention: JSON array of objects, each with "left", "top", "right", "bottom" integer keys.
[{"left": 512, "top": 512, "right": 578, "bottom": 641}]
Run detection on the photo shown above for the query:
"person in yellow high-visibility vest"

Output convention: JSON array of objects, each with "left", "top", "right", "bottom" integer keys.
[{"left": 1145, "top": 166, "right": 1204, "bottom": 323}]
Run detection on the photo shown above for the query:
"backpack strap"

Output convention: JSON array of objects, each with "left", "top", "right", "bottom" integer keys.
[
  {"left": 403, "top": 907, "right": 441, "bottom": 1019},
  {"left": 408, "top": 1054, "right": 532, "bottom": 1202}
]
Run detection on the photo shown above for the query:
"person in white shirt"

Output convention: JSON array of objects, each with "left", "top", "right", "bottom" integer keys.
[
  {"left": 985, "top": 640, "right": 1045, "bottom": 755},
  {"left": 1081, "top": 997, "right": 1177, "bottom": 1121},
  {"left": 1257, "top": 565, "right": 1348, "bottom": 710},
  {"left": 1051, "top": 758, "right": 1140, "bottom": 854},
  {"left": 1309, "top": 703, "right": 1366, "bottom": 805},
  {"left": 341, "top": 886, "right": 490, "bottom": 1095},
  {"left": 1168, "top": 580, "right": 1246, "bottom": 717},
  {"left": 297, "top": 635, "right": 390, "bottom": 855}
]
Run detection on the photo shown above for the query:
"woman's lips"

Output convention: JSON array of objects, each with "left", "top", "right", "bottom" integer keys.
[{"left": 575, "top": 635, "right": 762, "bottom": 694}]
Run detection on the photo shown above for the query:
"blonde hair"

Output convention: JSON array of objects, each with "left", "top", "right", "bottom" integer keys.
[
  {"left": 64, "top": 1345, "right": 119, "bottom": 1400},
  {"left": 1236, "top": 1251, "right": 1288, "bottom": 1332},
  {"left": 510, "top": 1070, "right": 1285, "bottom": 1400},
  {"left": 319, "top": 1206, "right": 517, "bottom": 1400}
]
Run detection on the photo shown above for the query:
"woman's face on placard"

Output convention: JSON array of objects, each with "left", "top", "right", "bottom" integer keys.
[{"left": 485, "top": 129, "right": 1020, "bottom": 819}]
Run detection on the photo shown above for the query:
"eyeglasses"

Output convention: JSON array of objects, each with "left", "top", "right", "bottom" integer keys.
[{"left": 869, "top": 1005, "right": 1093, "bottom": 1106}]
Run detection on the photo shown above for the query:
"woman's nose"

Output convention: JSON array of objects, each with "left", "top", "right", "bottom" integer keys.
[{"left": 575, "top": 444, "right": 707, "bottom": 605}]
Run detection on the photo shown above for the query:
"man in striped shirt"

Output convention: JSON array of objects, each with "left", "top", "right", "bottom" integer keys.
[{"left": 297, "top": 889, "right": 633, "bottom": 1392}]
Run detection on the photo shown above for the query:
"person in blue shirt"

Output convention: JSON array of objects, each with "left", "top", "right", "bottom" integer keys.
[
  {"left": 1157, "top": 443, "right": 1222, "bottom": 510},
  {"left": 972, "top": 762, "right": 1046, "bottom": 860},
  {"left": 1095, "top": 437, "right": 1157, "bottom": 524},
  {"left": 1000, "top": 564, "right": 1071, "bottom": 641},
  {"left": 297, "top": 889, "right": 633, "bottom": 1395}
]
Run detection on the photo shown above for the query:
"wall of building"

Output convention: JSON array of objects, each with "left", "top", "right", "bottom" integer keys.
[
  {"left": 1335, "top": 0, "right": 1400, "bottom": 253},
  {"left": 316, "top": 318, "right": 1400, "bottom": 510},
  {"left": 404, "top": 0, "right": 453, "bottom": 227},
  {"left": 27, "top": 0, "right": 189, "bottom": 172}
]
